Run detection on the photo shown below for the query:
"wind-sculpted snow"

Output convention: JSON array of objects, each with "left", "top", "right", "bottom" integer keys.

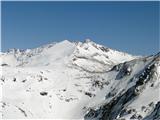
[{"left": 0, "top": 40, "right": 159, "bottom": 119}]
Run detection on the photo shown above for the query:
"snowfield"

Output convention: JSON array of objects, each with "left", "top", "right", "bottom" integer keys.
[{"left": 0, "top": 40, "right": 159, "bottom": 120}]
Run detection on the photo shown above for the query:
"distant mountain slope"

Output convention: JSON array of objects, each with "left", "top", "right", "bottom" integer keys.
[{"left": 0, "top": 40, "right": 159, "bottom": 119}]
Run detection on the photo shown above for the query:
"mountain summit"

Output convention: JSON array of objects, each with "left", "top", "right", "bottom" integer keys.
[{"left": 0, "top": 40, "right": 159, "bottom": 119}]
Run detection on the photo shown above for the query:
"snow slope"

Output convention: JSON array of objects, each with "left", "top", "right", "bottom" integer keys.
[{"left": 0, "top": 40, "right": 159, "bottom": 120}]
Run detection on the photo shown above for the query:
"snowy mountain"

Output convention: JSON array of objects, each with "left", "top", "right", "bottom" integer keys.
[{"left": 0, "top": 40, "right": 159, "bottom": 120}]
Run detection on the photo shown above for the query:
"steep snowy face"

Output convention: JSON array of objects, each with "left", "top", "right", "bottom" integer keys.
[
  {"left": 71, "top": 40, "right": 137, "bottom": 72},
  {"left": 84, "top": 54, "right": 160, "bottom": 120},
  {"left": 0, "top": 40, "right": 159, "bottom": 120}
]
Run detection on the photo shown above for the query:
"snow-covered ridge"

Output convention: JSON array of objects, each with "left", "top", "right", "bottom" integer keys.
[
  {"left": 72, "top": 40, "right": 139, "bottom": 72},
  {"left": 0, "top": 40, "right": 159, "bottom": 119},
  {"left": 0, "top": 40, "right": 75, "bottom": 67},
  {"left": 0, "top": 40, "right": 138, "bottom": 68}
]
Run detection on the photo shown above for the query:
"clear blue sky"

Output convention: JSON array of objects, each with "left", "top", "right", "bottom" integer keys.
[{"left": 1, "top": 1, "right": 159, "bottom": 55}]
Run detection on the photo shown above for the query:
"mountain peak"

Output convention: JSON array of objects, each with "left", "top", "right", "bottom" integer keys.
[
  {"left": 84, "top": 38, "right": 92, "bottom": 43},
  {"left": 1, "top": 39, "right": 159, "bottom": 119},
  {"left": 1, "top": 40, "right": 138, "bottom": 68}
]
